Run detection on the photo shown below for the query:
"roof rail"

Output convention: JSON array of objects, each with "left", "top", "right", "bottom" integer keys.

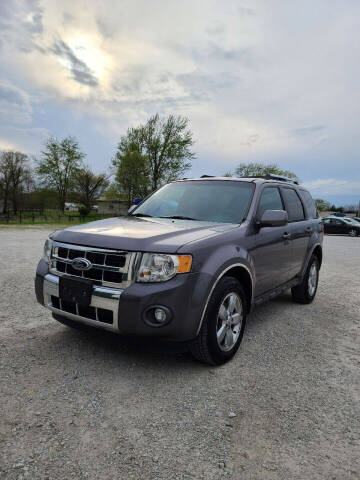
[
  {"left": 200, "top": 175, "right": 215, "bottom": 178},
  {"left": 240, "top": 174, "right": 298, "bottom": 185}
]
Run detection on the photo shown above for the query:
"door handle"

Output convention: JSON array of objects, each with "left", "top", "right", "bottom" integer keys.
[{"left": 282, "top": 232, "right": 291, "bottom": 240}]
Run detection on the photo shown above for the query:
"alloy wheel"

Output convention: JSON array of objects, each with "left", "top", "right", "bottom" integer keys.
[
  {"left": 308, "top": 262, "right": 318, "bottom": 297},
  {"left": 216, "top": 292, "right": 243, "bottom": 352}
]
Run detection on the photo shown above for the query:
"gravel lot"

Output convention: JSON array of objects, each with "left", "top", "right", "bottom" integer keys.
[{"left": 0, "top": 228, "right": 359, "bottom": 480}]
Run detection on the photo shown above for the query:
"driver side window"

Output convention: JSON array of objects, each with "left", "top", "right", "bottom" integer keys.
[{"left": 258, "top": 187, "right": 283, "bottom": 218}]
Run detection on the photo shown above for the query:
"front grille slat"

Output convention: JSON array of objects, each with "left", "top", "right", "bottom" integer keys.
[
  {"left": 50, "top": 243, "right": 130, "bottom": 288},
  {"left": 51, "top": 295, "right": 113, "bottom": 324}
]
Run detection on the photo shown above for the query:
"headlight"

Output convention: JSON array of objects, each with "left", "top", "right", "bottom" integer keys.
[
  {"left": 137, "top": 253, "right": 192, "bottom": 282},
  {"left": 43, "top": 238, "right": 53, "bottom": 264}
]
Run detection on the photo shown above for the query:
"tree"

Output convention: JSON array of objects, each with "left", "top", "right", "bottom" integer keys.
[
  {"left": 116, "top": 114, "right": 195, "bottom": 191},
  {"left": 232, "top": 162, "right": 298, "bottom": 181},
  {"left": 114, "top": 149, "right": 150, "bottom": 206},
  {"left": 75, "top": 167, "right": 109, "bottom": 214},
  {"left": 37, "top": 137, "right": 85, "bottom": 212},
  {"left": 0, "top": 151, "right": 31, "bottom": 214},
  {"left": 315, "top": 199, "right": 332, "bottom": 212}
]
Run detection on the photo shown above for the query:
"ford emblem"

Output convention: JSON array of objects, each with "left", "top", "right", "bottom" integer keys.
[{"left": 71, "top": 257, "right": 92, "bottom": 271}]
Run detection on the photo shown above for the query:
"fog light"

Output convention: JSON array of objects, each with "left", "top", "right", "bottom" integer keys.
[
  {"left": 143, "top": 305, "right": 172, "bottom": 327},
  {"left": 154, "top": 308, "right": 167, "bottom": 323}
]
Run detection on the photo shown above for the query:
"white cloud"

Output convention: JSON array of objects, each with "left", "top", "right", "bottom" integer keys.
[
  {"left": 0, "top": 81, "right": 32, "bottom": 124},
  {"left": 303, "top": 179, "right": 360, "bottom": 196}
]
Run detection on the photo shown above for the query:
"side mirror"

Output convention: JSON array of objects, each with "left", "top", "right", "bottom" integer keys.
[
  {"left": 259, "top": 210, "right": 288, "bottom": 227},
  {"left": 128, "top": 205, "right": 137, "bottom": 215}
]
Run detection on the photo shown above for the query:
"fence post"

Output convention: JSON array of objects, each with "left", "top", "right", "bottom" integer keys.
[
  {"left": 32, "top": 214, "right": 35, "bottom": 224},
  {"left": 19, "top": 211, "right": 22, "bottom": 224}
]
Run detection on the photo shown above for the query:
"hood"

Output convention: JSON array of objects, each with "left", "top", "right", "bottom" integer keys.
[{"left": 51, "top": 216, "right": 238, "bottom": 252}]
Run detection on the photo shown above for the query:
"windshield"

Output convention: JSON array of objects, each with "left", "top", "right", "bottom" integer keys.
[
  {"left": 133, "top": 181, "right": 254, "bottom": 224},
  {"left": 344, "top": 218, "right": 357, "bottom": 224}
]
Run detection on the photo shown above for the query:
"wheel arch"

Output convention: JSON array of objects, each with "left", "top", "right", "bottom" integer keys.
[
  {"left": 312, "top": 244, "right": 323, "bottom": 268},
  {"left": 196, "top": 263, "right": 253, "bottom": 336}
]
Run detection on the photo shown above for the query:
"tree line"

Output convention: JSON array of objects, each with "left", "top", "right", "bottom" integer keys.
[
  {"left": 1, "top": 112, "right": 349, "bottom": 217},
  {"left": 0, "top": 114, "right": 195, "bottom": 215}
]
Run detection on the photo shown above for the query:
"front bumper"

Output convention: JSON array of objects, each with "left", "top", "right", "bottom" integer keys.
[
  {"left": 35, "top": 260, "right": 209, "bottom": 341},
  {"left": 43, "top": 273, "right": 122, "bottom": 333}
]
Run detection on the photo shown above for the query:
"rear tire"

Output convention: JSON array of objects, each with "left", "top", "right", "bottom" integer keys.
[
  {"left": 291, "top": 255, "right": 319, "bottom": 304},
  {"left": 189, "top": 277, "right": 247, "bottom": 365}
]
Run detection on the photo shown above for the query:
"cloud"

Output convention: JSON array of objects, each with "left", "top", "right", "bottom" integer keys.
[
  {"left": 0, "top": 125, "right": 50, "bottom": 155},
  {"left": 0, "top": 81, "right": 32, "bottom": 124},
  {"left": 50, "top": 39, "right": 99, "bottom": 87},
  {"left": 0, "top": 0, "right": 358, "bottom": 187},
  {"left": 292, "top": 125, "right": 325, "bottom": 136},
  {"left": 0, "top": 0, "right": 43, "bottom": 53},
  {"left": 303, "top": 179, "right": 360, "bottom": 196}
]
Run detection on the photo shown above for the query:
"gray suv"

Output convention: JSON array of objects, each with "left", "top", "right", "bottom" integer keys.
[{"left": 35, "top": 175, "right": 323, "bottom": 365}]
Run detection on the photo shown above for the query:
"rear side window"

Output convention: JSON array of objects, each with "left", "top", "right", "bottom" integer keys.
[
  {"left": 258, "top": 187, "right": 283, "bottom": 217},
  {"left": 281, "top": 188, "right": 305, "bottom": 222},
  {"left": 298, "top": 190, "right": 318, "bottom": 218}
]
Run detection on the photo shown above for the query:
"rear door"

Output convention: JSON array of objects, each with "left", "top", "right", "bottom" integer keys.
[
  {"left": 280, "top": 187, "right": 309, "bottom": 277},
  {"left": 252, "top": 186, "right": 293, "bottom": 296}
]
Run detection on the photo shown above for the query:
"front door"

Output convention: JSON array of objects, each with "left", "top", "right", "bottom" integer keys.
[
  {"left": 332, "top": 218, "right": 347, "bottom": 234},
  {"left": 252, "top": 186, "right": 293, "bottom": 296}
]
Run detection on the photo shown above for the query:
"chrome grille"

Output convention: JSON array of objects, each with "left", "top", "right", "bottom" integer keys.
[{"left": 49, "top": 241, "right": 136, "bottom": 289}]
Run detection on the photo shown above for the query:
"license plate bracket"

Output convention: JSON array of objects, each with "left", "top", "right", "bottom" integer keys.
[{"left": 59, "top": 276, "right": 93, "bottom": 306}]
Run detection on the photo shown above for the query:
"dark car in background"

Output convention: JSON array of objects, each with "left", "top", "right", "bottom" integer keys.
[{"left": 323, "top": 216, "right": 360, "bottom": 236}]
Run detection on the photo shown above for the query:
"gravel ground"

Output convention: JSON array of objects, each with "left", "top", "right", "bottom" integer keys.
[{"left": 0, "top": 228, "right": 359, "bottom": 480}]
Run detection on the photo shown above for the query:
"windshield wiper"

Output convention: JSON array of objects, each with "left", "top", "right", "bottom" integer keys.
[
  {"left": 131, "top": 213, "right": 153, "bottom": 218},
  {"left": 160, "top": 215, "right": 198, "bottom": 221}
]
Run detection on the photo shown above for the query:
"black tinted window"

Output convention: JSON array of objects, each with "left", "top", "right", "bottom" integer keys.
[
  {"left": 281, "top": 188, "right": 305, "bottom": 222},
  {"left": 258, "top": 187, "right": 283, "bottom": 217},
  {"left": 298, "top": 190, "right": 317, "bottom": 218}
]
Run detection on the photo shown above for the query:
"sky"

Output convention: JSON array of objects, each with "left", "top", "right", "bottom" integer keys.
[{"left": 0, "top": 0, "right": 359, "bottom": 206}]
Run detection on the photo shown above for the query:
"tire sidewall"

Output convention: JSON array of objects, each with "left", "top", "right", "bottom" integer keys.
[{"left": 204, "top": 277, "right": 247, "bottom": 364}]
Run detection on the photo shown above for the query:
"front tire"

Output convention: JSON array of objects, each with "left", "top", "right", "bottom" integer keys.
[
  {"left": 349, "top": 229, "right": 357, "bottom": 237},
  {"left": 189, "top": 277, "right": 247, "bottom": 365},
  {"left": 291, "top": 255, "right": 319, "bottom": 304}
]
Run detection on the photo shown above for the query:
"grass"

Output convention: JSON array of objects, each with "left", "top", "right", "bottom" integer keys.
[{"left": 0, "top": 209, "right": 115, "bottom": 226}]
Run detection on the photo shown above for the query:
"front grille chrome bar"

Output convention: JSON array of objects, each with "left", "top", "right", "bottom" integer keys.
[{"left": 51, "top": 254, "right": 121, "bottom": 272}]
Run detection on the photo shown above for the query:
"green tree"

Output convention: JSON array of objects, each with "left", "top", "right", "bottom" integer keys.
[
  {"left": 37, "top": 137, "right": 85, "bottom": 212},
  {"left": 113, "top": 149, "right": 150, "bottom": 206},
  {"left": 232, "top": 162, "right": 298, "bottom": 181},
  {"left": 116, "top": 114, "right": 195, "bottom": 191},
  {"left": 315, "top": 199, "right": 332, "bottom": 212},
  {"left": 0, "top": 151, "right": 31, "bottom": 213},
  {"left": 75, "top": 167, "right": 109, "bottom": 214}
]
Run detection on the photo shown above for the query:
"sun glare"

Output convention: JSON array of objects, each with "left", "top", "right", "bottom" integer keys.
[{"left": 66, "top": 34, "right": 112, "bottom": 84}]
